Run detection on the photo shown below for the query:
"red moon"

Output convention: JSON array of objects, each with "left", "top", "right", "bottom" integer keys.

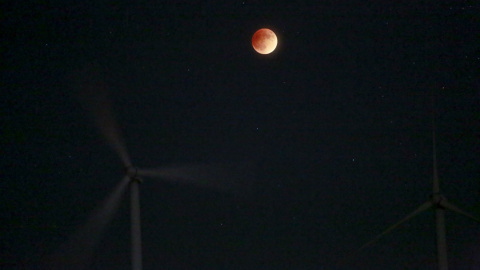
[{"left": 252, "top": 28, "right": 278, "bottom": 54}]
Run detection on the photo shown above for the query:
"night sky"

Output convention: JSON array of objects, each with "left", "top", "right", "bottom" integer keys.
[{"left": 3, "top": 1, "right": 480, "bottom": 269}]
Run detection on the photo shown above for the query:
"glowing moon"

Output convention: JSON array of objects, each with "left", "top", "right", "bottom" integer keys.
[{"left": 252, "top": 28, "right": 277, "bottom": 54}]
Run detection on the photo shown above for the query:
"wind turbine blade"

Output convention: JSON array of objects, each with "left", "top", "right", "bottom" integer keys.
[
  {"left": 130, "top": 180, "right": 143, "bottom": 270},
  {"left": 431, "top": 93, "right": 440, "bottom": 194},
  {"left": 138, "top": 163, "right": 255, "bottom": 196},
  {"left": 76, "top": 64, "right": 132, "bottom": 167},
  {"left": 357, "top": 200, "right": 434, "bottom": 252},
  {"left": 439, "top": 199, "right": 480, "bottom": 223},
  {"left": 49, "top": 176, "right": 130, "bottom": 270},
  {"left": 337, "top": 201, "right": 434, "bottom": 267}
]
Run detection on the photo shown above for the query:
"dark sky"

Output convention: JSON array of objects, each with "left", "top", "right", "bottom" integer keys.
[{"left": 3, "top": 1, "right": 480, "bottom": 269}]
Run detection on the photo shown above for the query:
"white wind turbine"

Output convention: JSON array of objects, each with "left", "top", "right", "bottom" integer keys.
[
  {"left": 49, "top": 64, "right": 253, "bottom": 270},
  {"left": 347, "top": 96, "right": 480, "bottom": 269}
]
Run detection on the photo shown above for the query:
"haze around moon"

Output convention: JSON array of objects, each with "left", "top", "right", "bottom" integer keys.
[{"left": 252, "top": 28, "right": 277, "bottom": 54}]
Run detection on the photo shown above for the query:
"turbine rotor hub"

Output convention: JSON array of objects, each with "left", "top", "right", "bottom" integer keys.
[
  {"left": 126, "top": 166, "right": 139, "bottom": 177},
  {"left": 430, "top": 192, "right": 445, "bottom": 206},
  {"left": 125, "top": 166, "right": 143, "bottom": 183}
]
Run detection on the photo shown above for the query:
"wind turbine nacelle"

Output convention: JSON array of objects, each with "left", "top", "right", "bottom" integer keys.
[{"left": 130, "top": 177, "right": 143, "bottom": 184}]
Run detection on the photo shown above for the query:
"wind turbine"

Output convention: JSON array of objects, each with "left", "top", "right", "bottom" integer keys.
[
  {"left": 345, "top": 95, "right": 480, "bottom": 270},
  {"left": 49, "top": 64, "right": 253, "bottom": 270}
]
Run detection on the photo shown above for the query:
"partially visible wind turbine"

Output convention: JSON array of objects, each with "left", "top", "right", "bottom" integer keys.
[
  {"left": 345, "top": 94, "right": 480, "bottom": 270},
  {"left": 49, "top": 64, "right": 253, "bottom": 270}
]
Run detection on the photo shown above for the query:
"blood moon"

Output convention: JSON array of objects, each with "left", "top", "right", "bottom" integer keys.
[{"left": 252, "top": 28, "right": 277, "bottom": 54}]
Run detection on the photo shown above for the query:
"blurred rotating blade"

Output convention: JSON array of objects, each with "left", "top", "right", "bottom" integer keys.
[
  {"left": 138, "top": 163, "right": 255, "bottom": 196},
  {"left": 49, "top": 176, "right": 130, "bottom": 270},
  {"left": 76, "top": 64, "right": 132, "bottom": 167}
]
